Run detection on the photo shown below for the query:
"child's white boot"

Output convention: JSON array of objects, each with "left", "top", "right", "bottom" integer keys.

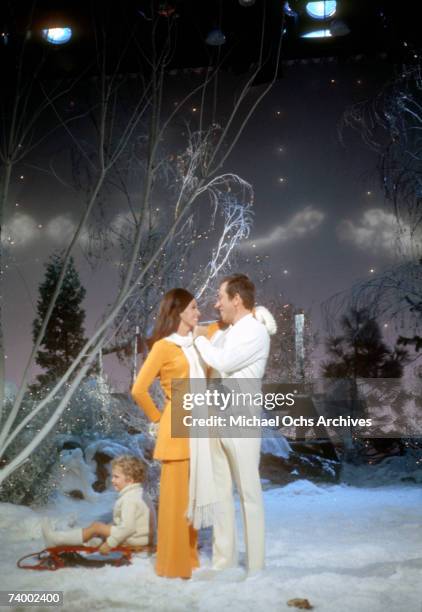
[{"left": 41, "top": 518, "right": 83, "bottom": 547}]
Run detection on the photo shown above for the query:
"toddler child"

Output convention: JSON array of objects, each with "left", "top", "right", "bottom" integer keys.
[{"left": 42, "top": 454, "right": 155, "bottom": 554}]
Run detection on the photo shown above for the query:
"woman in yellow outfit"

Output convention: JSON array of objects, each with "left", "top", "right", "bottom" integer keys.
[{"left": 131, "top": 288, "right": 202, "bottom": 579}]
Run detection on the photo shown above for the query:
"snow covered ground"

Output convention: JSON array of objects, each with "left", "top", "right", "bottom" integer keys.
[{"left": 1, "top": 480, "right": 422, "bottom": 612}]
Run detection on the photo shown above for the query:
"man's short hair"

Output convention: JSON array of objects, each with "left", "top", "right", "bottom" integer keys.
[{"left": 221, "top": 274, "right": 255, "bottom": 310}]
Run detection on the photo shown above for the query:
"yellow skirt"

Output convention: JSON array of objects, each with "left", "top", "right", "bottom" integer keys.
[{"left": 155, "top": 459, "right": 199, "bottom": 578}]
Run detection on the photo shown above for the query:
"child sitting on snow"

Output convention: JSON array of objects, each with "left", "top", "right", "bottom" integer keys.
[{"left": 42, "top": 454, "right": 155, "bottom": 554}]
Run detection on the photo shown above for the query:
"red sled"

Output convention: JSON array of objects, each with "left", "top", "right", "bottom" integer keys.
[{"left": 17, "top": 545, "right": 136, "bottom": 571}]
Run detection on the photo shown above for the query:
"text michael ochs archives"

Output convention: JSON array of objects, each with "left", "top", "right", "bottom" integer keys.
[{"left": 180, "top": 390, "right": 373, "bottom": 429}]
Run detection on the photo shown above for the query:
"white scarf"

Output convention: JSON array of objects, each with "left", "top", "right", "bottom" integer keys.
[{"left": 165, "top": 332, "right": 219, "bottom": 529}]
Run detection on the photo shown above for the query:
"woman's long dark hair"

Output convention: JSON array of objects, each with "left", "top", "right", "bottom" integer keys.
[{"left": 148, "top": 288, "right": 195, "bottom": 348}]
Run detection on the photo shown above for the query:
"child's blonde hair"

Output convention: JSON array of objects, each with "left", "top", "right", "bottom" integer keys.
[{"left": 111, "top": 455, "right": 146, "bottom": 483}]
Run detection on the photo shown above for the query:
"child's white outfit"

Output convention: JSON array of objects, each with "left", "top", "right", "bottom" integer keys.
[
  {"left": 42, "top": 482, "right": 155, "bottom": 549},
  {"left": 107, "top": 483, "right": 155, "bottom": 548}
]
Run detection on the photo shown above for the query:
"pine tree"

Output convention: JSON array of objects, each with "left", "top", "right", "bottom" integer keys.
[
  {"left": 322, "top": 308, "right": 410, "bottom": 463},
  {"left": 32, "top": 254, "right": 88, "bottom": 391},
  {"left": 322, "top": 308, "right": 408, "bottom": 379}
]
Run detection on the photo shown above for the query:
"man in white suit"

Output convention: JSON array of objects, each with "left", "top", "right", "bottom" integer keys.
[{"left": 194, "top": 274, "right": 270, "bottom": 573}]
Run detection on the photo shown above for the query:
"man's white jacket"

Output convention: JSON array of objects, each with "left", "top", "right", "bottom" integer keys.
[{"left": 194, "top": 313, "right": 270, "bottom": 380}]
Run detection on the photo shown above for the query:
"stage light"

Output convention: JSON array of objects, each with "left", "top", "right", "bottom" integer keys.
[
  {"left": 42, "top": 27, "right": 72, "bottom": 45},
  {"left": 239, "top": 0, "right": 256, "bottom": 6},
  {"left": 206, "top": 28, "right": 226, "bottom": 46},
  {"left": 306, "top": 1, "right": 337, "bottom": 20},
  {"left": 301, "top": 29, "right": 332, "bottom": 38},
  {"left": 284, "top": 2, "right": 298, "bottom": 18}
]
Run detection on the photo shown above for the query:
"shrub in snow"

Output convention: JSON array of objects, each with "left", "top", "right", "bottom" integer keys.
[{"left": 0, "top": 378, "right": 156, "bottom": 506}]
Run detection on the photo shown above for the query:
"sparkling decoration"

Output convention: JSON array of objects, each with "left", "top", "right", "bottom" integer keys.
[
  {"left": 0, "top": 377, "right": 130, "bottom": 506},
  {"left": 109, "top": 124, "right": 253, "bottom": 355}
]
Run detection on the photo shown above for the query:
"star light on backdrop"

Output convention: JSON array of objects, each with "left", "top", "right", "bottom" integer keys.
[{"left": 2, "top": 0, "right": 420, "bottom": 395}]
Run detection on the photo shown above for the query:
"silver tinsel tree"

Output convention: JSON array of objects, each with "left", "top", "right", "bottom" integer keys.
[{"left": 0, "top": 376, "right": 152, "bottom": 506}]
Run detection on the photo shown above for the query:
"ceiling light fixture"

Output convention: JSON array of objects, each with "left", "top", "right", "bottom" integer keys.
[
  {"left": 306, "top": 1, "right": 337, "bottom": 20},
  {"left": 42, "top": 27, "right": 72, "bottom": 45},
  {"left": 301, "top": 29, "right": 332, "bottom": 38}
]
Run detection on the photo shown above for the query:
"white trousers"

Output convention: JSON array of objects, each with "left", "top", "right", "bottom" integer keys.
[{"left": 211, "top": 435, "right": 265, "bottom": 571}]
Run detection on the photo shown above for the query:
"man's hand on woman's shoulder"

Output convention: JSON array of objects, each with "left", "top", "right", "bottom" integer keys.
[{"left": 193, "top": 325, "right": 208, "bottom": 340}]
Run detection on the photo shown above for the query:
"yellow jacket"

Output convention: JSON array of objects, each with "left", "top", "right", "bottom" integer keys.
[
  {"left": 131, "top": 324, "right": 226, "bottom": 461},
  {"left": 206, "top": 321, "right": 221, "bottom": 339},
  {"left": 131, "top": 338, "right": 190, "bottom": 461}
]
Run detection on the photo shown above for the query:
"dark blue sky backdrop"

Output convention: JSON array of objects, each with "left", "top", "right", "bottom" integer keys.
[{"left": 4, "top": 57, "right": 405, "bottom": 388}]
